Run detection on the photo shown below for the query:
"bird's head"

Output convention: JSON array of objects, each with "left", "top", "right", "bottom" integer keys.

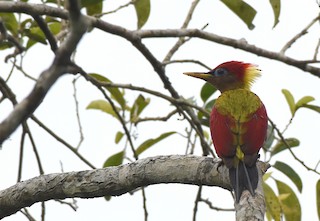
[{"left": 184, "top": 61, "right": 261, "bottom": 92}]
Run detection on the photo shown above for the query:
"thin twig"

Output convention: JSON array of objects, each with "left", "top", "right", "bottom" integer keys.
[
  {"left": 314, "top": 38, "right": 320, "bottom": 60},
  {"left": 55, "top": 199, "right": 78, "bottom": 211},
  {"left": 20, "top": 208, "right": 36, "bottom": 221},
  {"left": 94, "top": 81, "right": 209, "bottom": 117},
  {"left": 192, "top": 185, "right": 202, "bottom": 221},
  {"left": 163, "top": 59, "right": 211, "bottom": 70},
  {"left": 24, "top": 122, "right": 44, "bottom": 175},
  {"left": 269, "top": 118, "right": 320, "bottom": 175},
  {"left": 17, "top": 128, "right": 26, "bottom": 182},
  {"left": 0, "top": 0, "right": 89, "bottom": 144},
  {"left": 134, "top": 109, "right": 179, "bottom": 124},
  {"left": 163, "top": 0, "right": 201, "bottom": 63},
  {"left": 41, "top": 202, "right": 45, "bottom": 221},
  {"left": 11, "top": 62, "right": 37, "bottom": 81},
  {"left": 31, "top": 115, "right": 96, "bottom": 169},
  {"left": 2, "top": 2, "right": 320, "bottom": 77},
  {"left": 90, "top": 79, "right": 211, "bottom": 156},
  {"left": 141, "top": 188, "right": 148, "bottom": 221},
  {"left": 72, "top": 77, "right": 84, "bottom": 150},
  {"left": 98, "top": 0, "right": 134, "bottom": 17},
  {"left": 0, "top": 76, "right": 17, "bottom": 104},
  {"left": 78, "top": 69, "right": 138, "bottom": 160},
  {"left": 5, "top": 57, "right": 16, "bottom": 82},
  {"left": 200, "top": 198, "right": 234, "bottom": 211},
  {"left": 280, "top": 13, "right": 320, "bottom": 54}
]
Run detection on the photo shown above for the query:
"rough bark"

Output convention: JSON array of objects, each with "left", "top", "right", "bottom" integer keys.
[
  {"left": 235, "top": 163, "right": 269, "bottom": 221},
  {"left": 0, "top": 155, "right": 268, "bottom": 220}
]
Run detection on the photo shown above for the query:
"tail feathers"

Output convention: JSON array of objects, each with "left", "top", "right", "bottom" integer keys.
[{"left": 229, "top": 161, "right": 258, "bottom": 203}]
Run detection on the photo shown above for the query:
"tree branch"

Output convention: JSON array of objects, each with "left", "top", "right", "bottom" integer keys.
[
  {"left": 0, "top": 155, "right": 268, "bottom": 220},
  {"left": 0, "top": 0, "right": 89, "bottom": 145},
  {"left": 0, "top": 2, "right": 319, "bottom": 78},
  {"left": 137, "top": 29, "right": 320, "bottom": 77}
]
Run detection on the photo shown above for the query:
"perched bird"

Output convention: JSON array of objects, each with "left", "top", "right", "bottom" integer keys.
[{"left": 184, "top": 61, "right": 268, "bottom": 202}]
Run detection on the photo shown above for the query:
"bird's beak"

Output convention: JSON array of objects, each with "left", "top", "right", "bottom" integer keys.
[{"left": 183, "top": 72, "right": 211, "bottom": 81}]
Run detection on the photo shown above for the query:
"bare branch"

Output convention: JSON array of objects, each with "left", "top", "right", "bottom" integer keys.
[
  {"left": 55, "top": 199, "right": 78, "bottom": 211},
  {"left": 0, "top": 155, "right": 268, "bottom": 220},
  {"left": 163, "top": 59, "right": 212, "bottom": 70},
  {"left": 99, "top": 0, "right": 134, "bottom": 16},
  {"left": 72, "top": 77, "right": 84, "bottom": 150},
  {"left": 0, "top": 0, "right": 89, "bottom": 145},
  {"left": 30, "top": 115, "right": 96, "bottom": 169},
  {"left": 0, "top": 2, "right": 320, "bottom": 77},
  {"left": 141, "top": 188, "right": 148, "bottom": 221},
  {"left": 192, "top": 186, "right": 202, "bottom": 221},
  {"left": 314, "top": 38, "right": 320, "bottom": 60},
  {"left": 200, "top": 198, "right": 234, "bottom": 211},
  {"left": 280, "top": 13, "right": 320, "bottom": 54},
  {"left": 95, "top": 81, "right": 209, "bottom": 116},
  {"left": 78, "top": 69, "right": 138, "bottom": 160},
  {"left": 136, "top": 29, "right": 320, "bottom": 78},
  {"left": 163, "top": 0, "right": 201, "bottom": 63},
  {"left": 134, "top": 109, "right": 179, "bottom": 124},
  {"left": 32, "top": 15, "right": 58, "bottom": 52},
  {"left": 20, "top": 208, "right": 36, "bottom": 221},
  {"left": 269, "top": 118, "right": 320, "bottom": 175}
]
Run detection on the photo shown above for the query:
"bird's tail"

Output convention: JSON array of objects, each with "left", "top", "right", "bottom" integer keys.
[{"left": 229, "top": 161, "right": 258, "bottom": 203}]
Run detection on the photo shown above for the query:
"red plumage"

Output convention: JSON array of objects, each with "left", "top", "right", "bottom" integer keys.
[
  {"left": 210, "top": 102, "right": 268, "bottom": 159},
  {"left": 184, "top": 61, "right": 268, "bottom": 202}
]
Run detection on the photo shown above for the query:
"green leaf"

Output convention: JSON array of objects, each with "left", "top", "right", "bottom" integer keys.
[
  {"left": 0, "top": 41, "right": 13, "bottom": 50},
  {"left": 48, "top": 22, "right": 61, "bottom": 35},
  {"left": 296, "top": 96, "right": 315, "bottom": 109},
  {"left": 282, "top": 89, "right": 295, "bottom": 116},
  {"left": 220, "top": 0, "right": 256, "bottom": 30},
  {"left": 86, "top": 99, "right": 118, "bottom": 119},
  {"left": 89, "top": 73, "right": 126, "bottom": 109},
  {"left": 263, "top": 182, "right": 281, "bottom": 221},
  {"left": 301, "top": 104, "right": 320, "bottom": 113},
  {"left": 204, "top": 99, "right": 215, "bottom": 111},
  {"left": 273, "top": 161, "right": 302, "bottom": 192},
  {"left": 0, "top": 13, "right": 19, "bottom": 36},
  {"left": 115, "top": 131, "right": 124, "bottom": 144},
  {"left": 103, "top": 151, "right": 124, "bottom": 167},
  {"left": 263, "top": 124, "right": 275, "bottom": 150},
  {"left": 269, "top": 0, "right": 281, "bottom": 28},
  {"left": 136, "top": 132, "right": 176, "bottom": 156},
  {"left": 263, "top": 172, "right": 272, "bottom": 182},
  {"left": 271, "top": 138, "right": 300, "bottom": 156},
  {"left": 25, "top": 26, "right": 48, "bottom": 48},
  {"left": 134, "top": 0, "right": 150, "bottom": 29},
  {"left": 81, "top": 0, "right": 102, "bottom": 7},
  {"left": 316, "top": 179, "right": 320, "bottom": 220},
  {"left": 200, "top": 82, "right": 217, "bottom": 103},
  {"left": 276, "top": 179, "right": 301, "bottom": 221},
  {"left": 130, "top": 94, "right": 150, "bottom": 123},
  {"left": 86, "top": 0, "right": 103, "bottom": 16}
]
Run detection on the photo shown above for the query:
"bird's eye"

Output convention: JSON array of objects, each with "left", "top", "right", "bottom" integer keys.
[{"left": 213, "top": 68, "right": 227, "bottom": 76}]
